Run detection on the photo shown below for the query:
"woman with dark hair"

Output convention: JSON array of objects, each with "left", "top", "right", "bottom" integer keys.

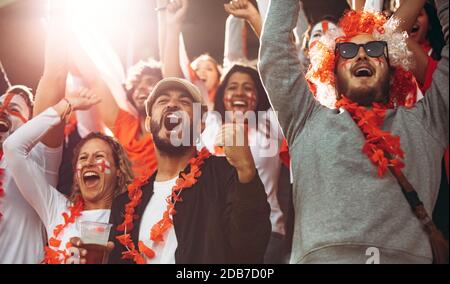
[
  {"left": 408, "top": 1, "right": 445, "bottom": 61},
  {"left": 160, "top": 0, "right": 258, "bottom": 110},
  {"left": 213, "top": 64, "right": 270, "bottom": 121},
  {"left": 200, "top": 63, "right": 287, "bottom": 263},
  {"left": 4, "top": 90, "right": 134, "bottom": 264},
  {"left": 221, "top": 1, "right": 295, "bottom": 263},
  {"left": 391, "top": 0, "right": 444, "bottom": 91}
]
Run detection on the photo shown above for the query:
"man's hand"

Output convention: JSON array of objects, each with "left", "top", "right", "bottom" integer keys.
[
  {"left": 66, "top": 88, "right": 101, "bottom": 111},
  {"left": 68, "top": 237, "right": 115, "bottom": 265},
  {"left": 224, "top": 0, "right": 259, "bottom": 22},
  {"left": 215, "top": 123, "right": 256, "bottom": 183},
  {"left": 166, "top": 0, "right": 189, "bottom": 28}
]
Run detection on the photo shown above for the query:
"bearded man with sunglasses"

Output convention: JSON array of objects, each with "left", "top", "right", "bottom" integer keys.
[
  {"left": 335, "top": 40, "right": 391, "bottom": 106},
  {"left": 259, "top": 0, "right": 448, "bottom": 264}
]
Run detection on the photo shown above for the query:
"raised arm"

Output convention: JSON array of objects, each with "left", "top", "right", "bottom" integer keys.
[
  {"left": 162, "top": 0, "right": 189, "bottom": 78},
  {"left": 258, "top": 0, "right": 317, "bottom": 142},
  {"left": 393, "top": 0, "right": 427, "bottom": 31},
  {"left": 70, "top": 41, "right": 120, "bottom": 130},
  {"left": 33, "top": 0, "right": 68, "bottom": 148},
  {"left": 346, "top": 0, "right": 371, "bottom": 11},
  {"left": 413, "top": 0, "right": 449, "bottom": 148},
  {"left": 217, "top": 124, "right": 271, "bottom": 263},
  {"left": 363, "top": 0, "right": 384, "bottom": 11},
  {"left": 4, "top": 89, "right": 100, "bottom": 229},
  {"left": 295, "top": 1, "right": 309, "bottom": 49},
  {"left": 223, "top": 0, "right": 262, "bottom": 71},
  {"left": 157, "top": 0, "right": 169, "bottom": 61},
  {"left": 391, "top": 0, "right": 429, "bottom": 85},
  {"left": 223, "top": 15, "right": 247, "bottom": 68},
  {"left": 224, "top": 0, "right": 262, "bottom": 38}
]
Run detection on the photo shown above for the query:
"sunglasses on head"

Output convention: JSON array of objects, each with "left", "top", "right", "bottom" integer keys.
[{"left": 335, "top": 41, "right": 389, "bottom": 63}]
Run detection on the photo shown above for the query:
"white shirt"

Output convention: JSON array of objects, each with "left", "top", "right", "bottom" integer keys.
[
  {"left": 200, "top": 110, "right": 286, "bottom": 235},
  {"left": 0, "top": 143, "right": 61, "bottom": 264},
  {"left": 50, "top": 206, "right": 110, "bottom": 257},
  {"left": 139, "top": 177, "right": 178, "bottom": 264},
  {"left": 3, "top": 108, "right": 110, "bottom": 263}
]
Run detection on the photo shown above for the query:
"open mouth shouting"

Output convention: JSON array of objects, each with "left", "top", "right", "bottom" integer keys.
[
  {"left": 199, "top": 77, "right": 207, "bottom": 84},
  {"left": 352, "top": 62, "right": 375, "bottom": 78},
  {"left": 163, "top": 112, "right": 183, "bottom": 131},
  {"left": 82, "top": 169, "right": 102, "bottom": 189},
  {"left": 232, "top": 99, "right": 249, "bottom": 108},
  {"left": 410, "top": 24, "right": 420, "bottom": 36},
  {"left": 226, "top": 95, "right": 255, "bottom": 113},
  {"left": 0, "top": 117, "right": 11, "bottom": 133}
]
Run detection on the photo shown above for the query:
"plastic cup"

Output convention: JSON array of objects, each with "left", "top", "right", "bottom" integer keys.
[{"left": 80, "top": 221, "right": 112, "bottom": 264}]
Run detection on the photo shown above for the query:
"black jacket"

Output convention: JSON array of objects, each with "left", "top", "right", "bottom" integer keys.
[{"left": 108, "top": 156, "right": 271, "bottom": 264}]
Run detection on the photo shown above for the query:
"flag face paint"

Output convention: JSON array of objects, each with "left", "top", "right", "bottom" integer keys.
[
  {"left": 0, "top": 93, "right": 29, "bottom": 144},
  {"left": 223, "top": 90, "right": 258, "bottom": 113},
  {"left": 0, "top": 93, "right": 29, "bottom": 124},
  {"left": 76, "top": 163, "right": 83, "bottom": 180},
  {"left": 96, "top": 159, "right": 112, "bottom": 175},
  {"left": 309, "top": 20, "right": 338, "bottom": 50},
  {"left": 245, "top": 91, "right": 258, "bottom": 111}
]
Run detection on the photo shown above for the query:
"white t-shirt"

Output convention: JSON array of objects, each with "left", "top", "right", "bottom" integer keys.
[
  {"left": 43, "top": 188, "right": 111, "bottom": 255},
  {"left": 49, "top": 205, "right": 111, "bottom": 260},
  {"left": 3, "top": 108, "right": 111, "bottom": 263},
  {"left": 27, "top": 184, "right": 110, "bottom": 263},
  {"left": 0, "top": 143, "right": 61, "bottom": 264},
  {"left": 200, "top": 110, "right": 286, "bottom": 235},
  {"left": 139, "top": 177, "right": 178, "bottom": 264}
]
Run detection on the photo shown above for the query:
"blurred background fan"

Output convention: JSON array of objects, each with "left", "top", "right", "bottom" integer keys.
[{"left": 0, "top": 0, "right": 349, "bottom": 93}]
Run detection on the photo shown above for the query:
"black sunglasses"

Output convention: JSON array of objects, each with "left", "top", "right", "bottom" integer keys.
[{"left": 335, "top": 41, "right": 389, "bottom": 63}]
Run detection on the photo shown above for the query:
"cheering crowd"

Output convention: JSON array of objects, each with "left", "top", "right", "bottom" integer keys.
[{"left": 0, "top": 0, "right": 448, "bottom": 264}]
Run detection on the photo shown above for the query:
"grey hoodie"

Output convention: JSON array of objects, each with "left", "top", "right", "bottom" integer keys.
[{"left": 259, "top": 0, "right": 449, "bottom": 264}]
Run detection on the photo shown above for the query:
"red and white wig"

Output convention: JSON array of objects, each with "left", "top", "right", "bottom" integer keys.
[{"left": 306, "top": 10, "right": 418, "bottom": 109}]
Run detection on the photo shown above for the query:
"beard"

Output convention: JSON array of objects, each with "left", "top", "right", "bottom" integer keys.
[
  {"left": 336, "top": 69, "right": 391, "bottom": 106},
  {"left": 150, "top": 118, "right": 192, "bottom": 157}
]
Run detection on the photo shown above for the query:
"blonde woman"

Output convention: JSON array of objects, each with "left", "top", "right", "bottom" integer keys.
[{"left": 4, "top": 89, "right": 134, "bottom": 264}]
